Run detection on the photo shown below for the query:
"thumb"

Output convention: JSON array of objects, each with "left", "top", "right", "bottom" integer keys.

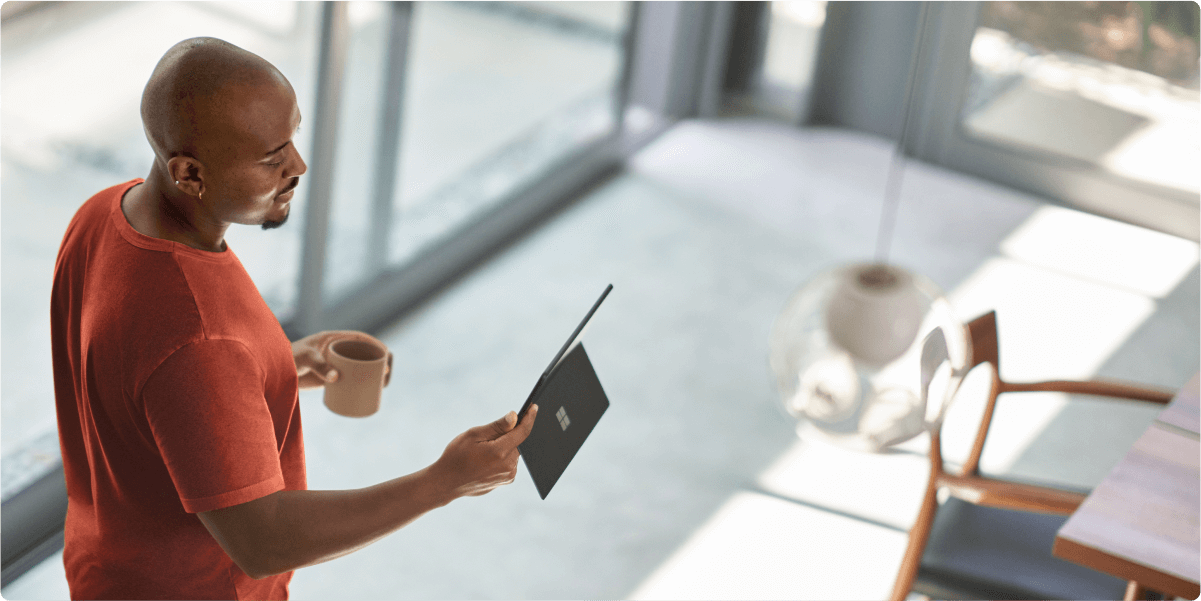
[
  {"left": 496, "top": 404, "right": 537, "bottom": 448},
  {"left": 488, "top": 411, "right": 517, "bottom": 439}
]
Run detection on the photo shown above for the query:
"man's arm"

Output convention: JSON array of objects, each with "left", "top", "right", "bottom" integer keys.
[{"left": 197, "top": 406, "right": 538, "bottom": 579}]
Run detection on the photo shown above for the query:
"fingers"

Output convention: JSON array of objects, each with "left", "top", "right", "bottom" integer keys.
[
  {"left": 296, "top": 351, "right": 337, "bottom": 382},
  {"left": 305, "top": 348, "right": 339, "bottom": 383},
  {"left": 496, "top": 404, "right": 537, "bottom": 448},
  {"left": 316, "top": 350, "right": 339, "bottom": 383}
]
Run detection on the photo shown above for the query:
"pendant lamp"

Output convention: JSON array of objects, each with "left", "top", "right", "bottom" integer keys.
[{"left": 768, "top": 3, "right": 971, "bottom": 452}]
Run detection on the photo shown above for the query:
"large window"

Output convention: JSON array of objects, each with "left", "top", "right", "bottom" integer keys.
[
  {"left": 759, "top": 1, "right": 827, "bottom": 121},
  {"left": 910, "top": 1, "right": 1199, "bottom": 241},
  {"left": 2, "top": 0, "right": 637, "bottom": 584},
  {"left": 1, "top": 0, "right": 633, "bottom": 475},
  {"left": 962, "top": 2, "right": 1198, "bottom": 199},
  {"left": 323, "top": 1, "right": 630, "bottom": 303},
  {"left": 0, "top": 0, "right": 323, "bottom": 488}
]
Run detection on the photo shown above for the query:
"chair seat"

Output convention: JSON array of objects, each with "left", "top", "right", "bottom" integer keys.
[{"left": 916, "top": 497, "right": 1128, "bottom": 600}]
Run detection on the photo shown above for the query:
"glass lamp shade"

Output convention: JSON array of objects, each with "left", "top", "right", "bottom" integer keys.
[{"left": 769, "top": 263, "right": 971, "bottom": 452}]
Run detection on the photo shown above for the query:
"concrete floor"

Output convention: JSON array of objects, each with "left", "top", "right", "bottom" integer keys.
[{"left": 4, "top": 119, "right": 1197, "bottom": 599}]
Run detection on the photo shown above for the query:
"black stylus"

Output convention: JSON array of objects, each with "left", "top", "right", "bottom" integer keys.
[{"left": 516, "top": 284, "right": 613, "bottom": 424}]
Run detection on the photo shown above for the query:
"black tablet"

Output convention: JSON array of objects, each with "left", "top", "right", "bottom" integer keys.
[{"left": 516, "top": 285, "right": 612, "bottom": 499}]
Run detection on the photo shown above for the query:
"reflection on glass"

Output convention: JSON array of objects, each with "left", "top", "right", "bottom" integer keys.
[
  {"left": 962, "top": 1, "right": 1199, "bottom": 197},
  {"left": 386, "top": 1, "right": 630, "bottom": 266},
  {"left": 0, "top": 1, "right": 319, "bottom": 466}
]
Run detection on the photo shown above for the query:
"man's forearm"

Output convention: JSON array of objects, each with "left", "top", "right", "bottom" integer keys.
[
  {"left": 200, "top": 467, "right": 456, "bottom": 579},
  {"left": 269, "top": 467, "right": 458, "bottom": 575},
  {"left": 198, "top": 408, "right": 535, "bottom": 579}
]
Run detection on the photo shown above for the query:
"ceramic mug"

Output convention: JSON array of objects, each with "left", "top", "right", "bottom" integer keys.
[{"left": 323, "top": 339, "right": 393, "bottom": 417}]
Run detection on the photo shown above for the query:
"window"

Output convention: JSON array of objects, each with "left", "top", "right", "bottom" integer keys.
[
  {"left": 1, "top": 1, "right": 639, "bottom": 582},
  {"left": 0, "top": 0, "right": 322, "bottom": 492},
  {"left": 962, "top": 2, "right": 1198, "bottom": 198},
  {"left": 909, "top": 2, "right": 1199, "bottom": 241},
  {"left": 321, "top": 2, "right": 631, "bottom": 304},
  {"left": 759, "top": 1, "right": 827, "bottom": 121}
]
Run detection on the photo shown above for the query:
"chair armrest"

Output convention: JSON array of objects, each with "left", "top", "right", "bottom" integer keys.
[
  {"left": 936, "top": 473, "right": 1086, "bottom": 515},
  {"left": 1001, "top": 380, "right": 1175, "bottom": 404}
]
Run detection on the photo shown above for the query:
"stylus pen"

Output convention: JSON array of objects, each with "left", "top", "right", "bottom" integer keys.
[{"left": 517, "top": 284, "right": 613, "bottom": 424}]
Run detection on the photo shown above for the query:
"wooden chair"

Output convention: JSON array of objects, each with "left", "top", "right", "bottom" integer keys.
[{"left": 889, "top": 311, "right": 1176, "bottom": 601}]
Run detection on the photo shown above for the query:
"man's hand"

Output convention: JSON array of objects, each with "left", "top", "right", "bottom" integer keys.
[
  {"left": 292, "top": 330, "right": 393, "bottom": 390},
  {"left": 428, "top": 406, "right": 539, "bottom": 498}
]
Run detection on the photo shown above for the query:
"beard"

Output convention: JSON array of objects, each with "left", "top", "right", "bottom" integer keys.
[
  {"left": 261, "top": 211, "right": 289, "bottom": 230},
  {"left": 262, "top": 180, "right": 297, "bottom": 230}
]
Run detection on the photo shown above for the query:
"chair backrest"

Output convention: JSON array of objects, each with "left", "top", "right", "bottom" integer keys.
[
  {"left": 959, "top": 310, "right": 1002, "bottom": 477},
  {"left": 966, "top": 310, "right": 999, "bottom": 376}
]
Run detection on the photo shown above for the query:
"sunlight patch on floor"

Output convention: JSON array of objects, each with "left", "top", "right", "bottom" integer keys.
[
  {"left": 999, "top": 205, "right": 1199, "bottom": 299},
  {"left": 756, "top": 439, "right": 929, "bottom": 531},
  {"left": 627, "top": 491, "right": 909, "bottom": 601},
  {"left": 948, "top": 257, "right": 1156, "bottom": 382}
]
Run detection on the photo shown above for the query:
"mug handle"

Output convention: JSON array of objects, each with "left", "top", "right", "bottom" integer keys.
[{"left": 384, "top": 351, "right": 393, "bottom": 387}]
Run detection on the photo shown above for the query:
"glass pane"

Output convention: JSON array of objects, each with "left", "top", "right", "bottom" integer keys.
[
  {"left": 962, "top": 1, "right": 1200, "bottom": 197},
  {"left": 760, "top": 1, "right": 827, "bottom": 119},
  {"left": 323, "top": 1, "right": 392, "bottom": 303},
  {"left": 0, "top": 1, "right": 318, "bottom": 467},
  {"left": 387, "top": 1, "right": 630, "bottom": 266}
]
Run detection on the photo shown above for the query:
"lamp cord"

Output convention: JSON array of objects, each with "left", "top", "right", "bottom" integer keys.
[{"left": 874, "top": 2, "right": 934, "bottom": 264}]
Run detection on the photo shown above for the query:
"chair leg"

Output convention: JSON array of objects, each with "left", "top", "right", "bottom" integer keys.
[
  {"left": 889, "top": 481, "right": 940, "bottom": 601},
  {"left": 1124, "top": 581, "right": 1162, "bottom": 601},
  {"left": 1119, "top": 581, "right": 1138, "bottom": 601}
]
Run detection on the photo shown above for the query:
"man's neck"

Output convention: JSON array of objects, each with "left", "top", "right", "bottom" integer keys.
[{"left": 122, "top": 174, "right": 228, "bottom": 253}]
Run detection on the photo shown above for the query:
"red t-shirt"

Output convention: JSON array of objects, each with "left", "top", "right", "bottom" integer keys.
[{"left": 50, "top": 179, "right": 306, "bottom": 599}]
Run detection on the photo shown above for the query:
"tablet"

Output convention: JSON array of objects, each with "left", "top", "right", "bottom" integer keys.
[{"left": 516, "top": 285, "right": 612, "bottom": 499}]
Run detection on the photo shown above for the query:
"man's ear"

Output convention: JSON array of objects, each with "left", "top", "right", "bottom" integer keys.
[{"left": 166, "top": 155, "right": 204, "bottom": 197}]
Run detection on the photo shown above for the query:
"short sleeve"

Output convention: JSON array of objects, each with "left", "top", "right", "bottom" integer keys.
[{"left": 142, "top": 339, "right": 286, "bottom": 513}]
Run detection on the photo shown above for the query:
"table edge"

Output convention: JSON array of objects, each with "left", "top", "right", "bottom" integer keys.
[{"left": 1053, "top": 534, "right": 1200, "bottom": 599}]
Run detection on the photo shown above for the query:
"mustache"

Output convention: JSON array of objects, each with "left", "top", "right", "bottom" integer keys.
[{"left": 279, "top": 178, "right": 300, "bottom": 196}]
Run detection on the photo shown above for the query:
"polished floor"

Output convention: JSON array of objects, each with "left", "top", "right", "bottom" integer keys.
[{"left": 4, "top": 119, "right": 1197, "bottom": 599}]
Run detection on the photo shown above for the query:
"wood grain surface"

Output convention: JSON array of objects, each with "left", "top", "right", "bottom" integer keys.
[{"left": 1054, "top": 375, "right": 1200, "bottom": 599}]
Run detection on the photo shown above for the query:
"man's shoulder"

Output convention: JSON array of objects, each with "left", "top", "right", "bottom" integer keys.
[
  {"left": 57, "top": 179, "right": 141, "bottom": 254},
  {"left": 77, "top": 179, "right": 141, "bottom": 221}
]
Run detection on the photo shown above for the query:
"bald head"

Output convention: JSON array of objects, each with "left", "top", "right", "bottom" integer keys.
[
  {"left": 132, "top": 37, "right": 305, "bottom": 241},
  {"left": 141, "top": 37, "right": 291, "bottom": 164}
]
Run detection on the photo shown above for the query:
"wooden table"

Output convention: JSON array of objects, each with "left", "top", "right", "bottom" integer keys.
[{"left": 1053, "top": 373, "right": 1200, "bottom": 600}]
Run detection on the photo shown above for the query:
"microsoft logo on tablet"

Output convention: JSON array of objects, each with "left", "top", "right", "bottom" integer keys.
[{"left": 556, "top": 406, "right": 571, "bottom": 431}]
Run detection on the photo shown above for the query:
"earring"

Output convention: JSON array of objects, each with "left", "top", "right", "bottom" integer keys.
[{"left": 175, "top": 180, "right": 179, "bottom": 185}]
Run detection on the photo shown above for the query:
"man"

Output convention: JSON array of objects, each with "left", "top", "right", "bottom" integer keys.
[{"left": 50, "top": 37, "right": 538, "bottom": 599}]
